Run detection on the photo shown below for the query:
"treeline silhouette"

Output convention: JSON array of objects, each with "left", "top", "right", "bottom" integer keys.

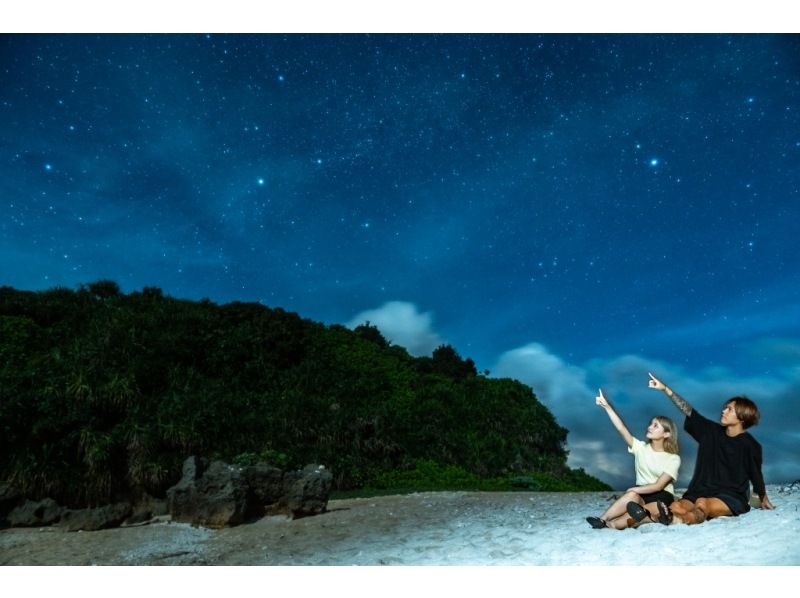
[{"left": 0, "top": 281, "right": 609, "bottom": 507}]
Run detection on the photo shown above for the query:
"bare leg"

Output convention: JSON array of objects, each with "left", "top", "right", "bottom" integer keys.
[
  {"left": 600, "top": 490, "right": 642, "bottom": 524},
  {"left": 668, "top": 498, "right": 694, "bottom": 524},
  {"left": 681, "top": 497, "right": 731, "bottom": 525},
  {"left": 606, "top": 514, "right": 635, "bottom": 529},
  {"left": 641, "top": 502, "right": 660, "bottom": 524},
  {"left": 606, "top": 493, "right": 655, "bottom": 530}
]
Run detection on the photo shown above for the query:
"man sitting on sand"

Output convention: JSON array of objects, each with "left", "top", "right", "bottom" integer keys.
[{"left": 645, "top": 373, "right": 775, "bottom": 524}]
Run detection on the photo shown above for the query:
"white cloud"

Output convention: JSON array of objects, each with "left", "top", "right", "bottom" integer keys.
[
  {"left": 494, "top": 342, "right": 800, "bottom": 490},
  {"left": 493, "top": 342, "right": 592, "bottom": 425},
  {"left": 493, "top": 343, "right": 631, "bottom": 487},
  {"left": 346, "top": 301, "right": 444, "bottom": 356}
]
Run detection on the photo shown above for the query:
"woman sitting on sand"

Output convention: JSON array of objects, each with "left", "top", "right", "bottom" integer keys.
[{"left": 586, "top": 389, "right": 680, "bottom": 530}]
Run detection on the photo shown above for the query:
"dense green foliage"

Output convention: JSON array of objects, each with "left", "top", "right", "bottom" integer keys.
[
  {"left": 0, "top": 281, "right": 609, "bottom": 506},
  {"left": 351, "top": 459, "right": 610, "bottom": 495}
]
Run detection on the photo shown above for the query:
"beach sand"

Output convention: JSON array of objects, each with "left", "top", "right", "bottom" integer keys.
[{"left": 2, "top": 484, "right": 798, "bottom": 565}]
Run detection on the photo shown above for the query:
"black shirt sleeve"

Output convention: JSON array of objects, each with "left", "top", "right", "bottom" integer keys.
[
  {"left": 684, "top": 409, "right": 716, "bottom": 442},
  {"left": 748, "top": 439, "right": 767, "bottom": 498}
]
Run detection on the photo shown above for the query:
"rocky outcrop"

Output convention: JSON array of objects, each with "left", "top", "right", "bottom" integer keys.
[
  {"left": 283, "top": 465, "right": 332, "bottom": 518},
  {"left": 7, "top": 498, "right": 64, "bottom": 527},
  {"left": 243, "top": 463, "right": 285, "bottom": 517},
  {"left": 0, "top": 482, "right": 23, "bottom": 526},
  {"left": 59, "top": 502, "right": 133, "bottom": 531},
  {"left": 0, "top": 456, "right": 333, "bottom": 531},
  {"left": 166, "top": 457, "right": 333, "bottom": 526},
  {"left": 125, "top": 492, "right": 168, "bottom": 525},
  {"left": 167, "top": 458, "right": 249, "bottom": 528}
]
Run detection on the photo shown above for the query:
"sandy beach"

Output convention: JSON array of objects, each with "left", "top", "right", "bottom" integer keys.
[{"left": 2, "top": 484, "right": 798, "bottom": 566}]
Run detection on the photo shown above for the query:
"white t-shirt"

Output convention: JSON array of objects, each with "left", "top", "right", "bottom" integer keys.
[{"left": 627, "top": 437, "right": 681, "bottom": 496}]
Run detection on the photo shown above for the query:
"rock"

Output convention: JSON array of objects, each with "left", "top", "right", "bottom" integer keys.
[
  {"left": 150, "top": 498, "right": 168, "bottom": 516},
  {"left": 243, "top": 464, "right": 285, "bottom": 516},
  {"left": 778, "top": 480, "right": 800, "bottom": 494},
  {"left": 284, "top": 464, "right": 332, "bottom": 518},
  {"left": 165, "top": 456, "right": 333, "bottom": 526},
  {"left": 123, "top": 510, "right": 153, "bottom": 525},
  {"left": 124, "top": 492, "right": 168, "bottom": 525},
  {"left": 0, "top": 483, "right": 23, "bottom": 525},
  {"left": 59, "top": 502, "right": 133, "bottom": 531},
  {"left": 167, "top": 458, "right": 249, "bottom": 528},
  {"left": 182, "top": 455, "right": 210, "bottom": 481},
  {"left": 7, "top": 498, "right": 64, "bottom": 527}
]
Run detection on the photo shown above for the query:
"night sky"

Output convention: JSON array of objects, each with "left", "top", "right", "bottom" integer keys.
[{"left": 2, "top": 34, "right": 799, "bottom": 489}]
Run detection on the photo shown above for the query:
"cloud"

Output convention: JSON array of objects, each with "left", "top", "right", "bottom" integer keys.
[
  {"left": 492, "top": 343, "right": 631, "bottom": 485},
  {"left": 346, "top": 301, "right": 444, "bottom": 357},
  {"left": 494, "top": 342, "right": 800, "bottom": 490}
]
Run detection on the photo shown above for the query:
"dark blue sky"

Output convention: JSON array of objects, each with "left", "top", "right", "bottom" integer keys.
[{"left": 2, "top": 34, "right": 798, "bottom": 487}]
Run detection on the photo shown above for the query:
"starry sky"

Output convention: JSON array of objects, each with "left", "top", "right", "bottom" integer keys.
[{"left": 2, "top": 34, "right": 799, "bottom": 489}]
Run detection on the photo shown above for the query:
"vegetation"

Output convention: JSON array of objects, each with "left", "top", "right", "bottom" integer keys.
[
  {"left": 0, "top": 281, "right": 610, "bottom": 507},
  {"left": 340, "top": 459, "right": 609, "bottom": 497}
]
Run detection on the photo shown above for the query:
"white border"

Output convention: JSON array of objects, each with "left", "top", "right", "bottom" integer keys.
[
  {"left": 5, "top": 566, "right": 799, "bottom": 597},
  {"left": 2, "top": 1, "right": 798, "bottom": 33}
]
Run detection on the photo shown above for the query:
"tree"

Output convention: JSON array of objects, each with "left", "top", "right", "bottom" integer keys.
[
  {"left": 431, "top": 344, "right": 477, "bottom": 380},
  {"left": 353, "top": 321, "right": 389, "bottom": 348},
  {"left": 85, "top": 280, "right": 121, "bottom": 300}
]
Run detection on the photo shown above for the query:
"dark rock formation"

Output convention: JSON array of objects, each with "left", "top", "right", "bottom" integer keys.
[
  {"left": 59, "top": 502, "right": 133, "bottom": 531},
  {"left": 283, "top": 465, "right": 332, "bottom": 518},
  {"left": 1, "top": 456, "right": 332, "bottom": 531},
  {"left": 165, "top": 457, "right": 333, "bottom": 526},
  {"left": 0, "top": 482, "right": 23, "bottom": 526},
  {"left": 7, "top": 498, "right": 64, "bottom": 527},
  {"left": 167, "top": 458, "right": 249, "bottom": 528},
  {"left": 243, "top": 463, "right": 285, "bottom": 517},
  {"left": 124, "top": 492, "right": 168, "bottom": 525}
]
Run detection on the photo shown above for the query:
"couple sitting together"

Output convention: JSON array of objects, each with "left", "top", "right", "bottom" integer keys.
[{"left": 586, "top": 373, "right": 775, "bottom": 530}]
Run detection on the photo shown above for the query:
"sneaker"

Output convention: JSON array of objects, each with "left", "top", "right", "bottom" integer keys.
[{"left": 585, "top": 516, "right": 607, "bottom": 529}]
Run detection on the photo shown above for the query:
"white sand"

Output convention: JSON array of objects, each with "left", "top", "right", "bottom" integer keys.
[{"left": 1, "top": 484, "right": 798, "bottom": 565}]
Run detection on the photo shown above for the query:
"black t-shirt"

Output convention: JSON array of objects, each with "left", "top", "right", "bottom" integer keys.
[{"left": 684, "top": 409, "right": 766, "bottom": 507}]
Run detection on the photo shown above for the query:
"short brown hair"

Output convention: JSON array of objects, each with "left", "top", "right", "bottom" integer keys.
[{"left": 726, "top": 396, "right": 760, "bottom": 429}]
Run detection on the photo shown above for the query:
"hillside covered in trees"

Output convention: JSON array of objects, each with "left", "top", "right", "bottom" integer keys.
[{"left": 0, "top": 281, "right": 609, "bottom": 507}]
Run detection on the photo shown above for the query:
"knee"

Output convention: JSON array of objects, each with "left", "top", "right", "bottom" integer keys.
[
  {"left": 688, "top": 500, "right": 708, "bottom": 524},
  {"left": 670, "top": 502, "right": 688, "bottom": 515},
  {"left": 623, "top": 490, "right": 640, "bottom": 501}
]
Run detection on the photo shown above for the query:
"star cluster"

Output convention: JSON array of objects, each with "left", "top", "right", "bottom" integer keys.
[{"left": 2, "top": 34, "right": 799, "bottom": 397}]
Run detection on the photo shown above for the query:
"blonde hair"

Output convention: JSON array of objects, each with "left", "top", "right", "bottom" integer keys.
[{"left": 651, "top": 415, "right": 679, "bottom": 454}]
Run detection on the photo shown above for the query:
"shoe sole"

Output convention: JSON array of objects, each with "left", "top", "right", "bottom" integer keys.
[
  {"left": 626, "top": 501, "right": 649, "bottom": 523},
  {"left": 656, "top": 500, "right": 672, "bottom": 525}
]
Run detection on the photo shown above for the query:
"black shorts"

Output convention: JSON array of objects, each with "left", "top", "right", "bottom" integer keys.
[
  {"left": 681, "top": 492, "right": 750, "bottom": 516},
  {"left": 639, "top": 490, "right": 674, "bottom": 506}
]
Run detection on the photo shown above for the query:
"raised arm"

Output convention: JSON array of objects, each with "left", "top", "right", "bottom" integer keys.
[
  {"left": 596, "top": 389, "right": 634, "bottom": 448},
  {"left": 648, "top": 372, "right": 693, "bottom": 416}
]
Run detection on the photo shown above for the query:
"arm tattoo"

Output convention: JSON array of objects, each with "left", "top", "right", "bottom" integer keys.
[{"left": 666, "top": 389, "right": 693, "bottom": 416}]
